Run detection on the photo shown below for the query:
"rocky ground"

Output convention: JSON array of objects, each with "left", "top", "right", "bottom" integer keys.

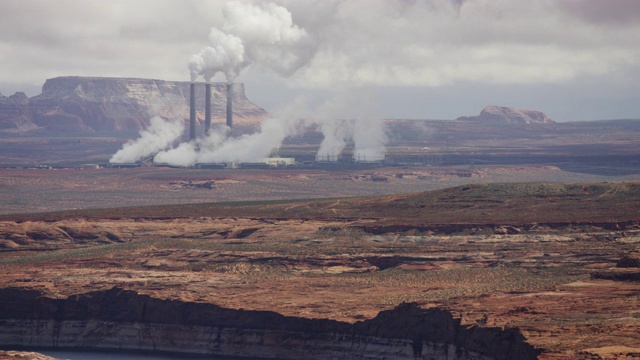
[{"left": 1, "top": 178, "right": 639, "bottom": 359}]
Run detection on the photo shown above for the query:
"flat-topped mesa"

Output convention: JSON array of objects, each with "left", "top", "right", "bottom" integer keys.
[
  {"left": 458, "top": 106, "right": 555, "bottom": 124},
  {"left": 0, "top": 76, "right": 267, "bottom": 134}
]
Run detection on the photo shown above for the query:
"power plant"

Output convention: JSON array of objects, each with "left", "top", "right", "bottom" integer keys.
[
  {"left": 108, "top": 80, "right": 391, "bottom": 170},
  {"left": 188, "top": 82, "right": 233, "bottom": 139},
  {"left": 204, "top": 82, "right": 212, "bottom": 136},
  {"left": 226, "top": 83, "right": 233, "bottom": 130},
  {"left": 189, "top": 83, "right": 196, "bottom": 141},
  {"left": 109, "top": 81, "right": 388, "bottom": 169},
  {"left": 108, "top": 2, "right": 389, "bottom": 170}
]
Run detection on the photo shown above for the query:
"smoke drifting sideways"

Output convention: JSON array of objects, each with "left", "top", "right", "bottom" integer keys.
[
  {"left": 110, "top": 1, "right": 387, "bottom": 166},
  {"left": 153, "top": 92, "right": 387, "bottom": 167}
]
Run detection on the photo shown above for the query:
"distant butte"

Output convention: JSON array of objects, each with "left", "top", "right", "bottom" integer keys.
[
  {"left": 457, "top": 106, "right": 555, "bottom": 124},
  {"left": 0, "top": 76, "right": 267, "bottom": 134}
]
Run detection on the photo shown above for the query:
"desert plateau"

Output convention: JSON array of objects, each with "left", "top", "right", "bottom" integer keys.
[
  {"left": 1, "top": 171, "right": 640, "bottom": 359},
  {"left": 2, "top": 1, "right": 640, "bottom": 358}
]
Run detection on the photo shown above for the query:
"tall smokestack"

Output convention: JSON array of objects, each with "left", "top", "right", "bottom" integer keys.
[
  {"left": 205, "top": 82, "right": 212, "bottom": 136},
  {"left": 189, "top": 83, "right": 196, "bottom": 141},
  {"left": 226, "top": 83, "right": 233, "bottom": 130}
]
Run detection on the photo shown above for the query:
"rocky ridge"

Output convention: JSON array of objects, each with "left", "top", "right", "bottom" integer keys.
[
  {"left": 457, "top": 106, "right": 554, "bottom": 124},
  {"left": 0, "top": 77, "right": 268, "bottom": 133},
  {"left": 0, "top": 92, "right": 36, "bottom": 133},
  {"left": 0, "top": 287, "right": 538, "bottom": 360}
]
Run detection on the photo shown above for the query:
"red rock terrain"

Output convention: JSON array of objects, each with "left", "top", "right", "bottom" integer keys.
[{"left": 0, "top": 181, "right": 639, "bottom": 359}]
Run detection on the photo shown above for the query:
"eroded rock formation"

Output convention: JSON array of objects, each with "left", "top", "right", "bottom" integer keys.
[
  {"left": 0, "top": 77, "right": 267, "bottom": 133},
  {"left": 0, "top": 92, "right": 37, "bottom": 133},
  {"left": 618, "top": 251, "right": 640, "bottom": 268},
  {"left": 0, "top": 287, "right": 538, "bottom": 360},
  {"left": 457, "top": 106, "right": 554, "bottom": 124}
]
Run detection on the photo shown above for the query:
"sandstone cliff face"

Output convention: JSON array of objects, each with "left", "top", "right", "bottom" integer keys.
[
  {"left": 0, "top": 77, "right": 267, "bottom": 133},
  {"left": 458, "top": 106, "right": 554, "bottom": 124},
  {"left": 0, "top": 287, "right": 539, "bottom": 360}
]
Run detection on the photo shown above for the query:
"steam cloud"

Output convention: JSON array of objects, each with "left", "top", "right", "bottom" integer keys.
[
  {"left": 153, "top": 92, "right": 386, "bottom": 166},
  {"left": 188, "top": 30, "right": 244, "bottom": 83},
  {"left": 112, "top": 1, "right": 387, "bottom": 166},
  {"left": 315, "top": 90, "right": 386, "bottom": 161},
  {"left": 154, "top": 97, "right": 309, "bottom": 166},
  {"left": 189, "top": 1, "right": 313, "bottom": 84},
  {"left": 109, "top": 116, "right": 184, "bottom": 163}
]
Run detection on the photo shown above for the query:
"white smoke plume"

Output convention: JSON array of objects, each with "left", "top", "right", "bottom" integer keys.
[
  {"left": 314, "top": 90, "right": 387, "bottom": 161},
  {"left": 153, "top": 97, "right": 310, "bottom": 166},
  {"left": 188, "top": 29, "right": 245, "bottom": 83},
  {"left": 315, "top": 118, "right": 353, "bottom": 161},
  {"left": 109, "top": 116, "right": 184, "bottom": 164},
  {"left": 222, "top": 1, "right": 314, "bottom": 77},
  {"left": 115, "top": 1, "right": 387, "bottom": 167},
  {"left": 189, "top": 1, "right": 314, "bottom": 83},
  {"left": 352, "top": 117, "right": 386, "bottom": 161},
  {"left": 351, "top": 93, "right": 386, "bottom": 161},
  {"left": 151, "top": 88, "right": 387, "bottom": 166}
]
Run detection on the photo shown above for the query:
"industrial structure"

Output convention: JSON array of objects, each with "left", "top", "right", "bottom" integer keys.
[
  {"left": 189, "top": 83, "right": 196, "bottom": 140},
  {"left": 226, "top": 83, "right": 233, "bottom": 129},
  {"left": 188, "top": 82, "right": 234, "bottom": 139},
  {"left": 204, "top": 82, "right": 212, "bottom": 136},
  {"left": 114, "top": 81, "right": 397, "bottom": 170}
]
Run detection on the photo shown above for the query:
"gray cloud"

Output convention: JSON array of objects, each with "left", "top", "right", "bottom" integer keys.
[
  {"left": 0, "top": 0, "right": 638, "bottom": 120},
  {"left": 557, "top": 0, "right": 640, "bottom": 27},
  {"left": 281, "top": 0, "right": 640, "bottom": 88}
]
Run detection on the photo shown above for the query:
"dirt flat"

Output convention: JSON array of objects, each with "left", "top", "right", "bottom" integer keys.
[{"left": 2, "top": 165, "right": 640, "bottom": 216}]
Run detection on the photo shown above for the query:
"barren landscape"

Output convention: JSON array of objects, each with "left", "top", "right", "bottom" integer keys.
[
  {"left": 1, "top": 167, "right": 639, "bottom": 359},
  {"left": 1, "top": 111, "right": 640, "bottom": 359},
  {"left": 3, "top": 0, "right": 640, "bottom": 357},
  {"left": 2, "top": 164, "right": 640, "bottom": 215},
  {"left": 3, "top": 0, "right": 640, "bottom": 358},
  {"left": 2, "top": 77, "right": 640, "bottom": 360}
]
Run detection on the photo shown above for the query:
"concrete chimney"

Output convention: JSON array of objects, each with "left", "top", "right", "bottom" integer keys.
[
  {"left": 226, "top": 83, "right": 233, "bottom": 129},
  {"left": 205, "top": 83, "right": 212, "bottom": 136},
  {"left": 189, "top": 83, "right": 196, "bottom": 141}
]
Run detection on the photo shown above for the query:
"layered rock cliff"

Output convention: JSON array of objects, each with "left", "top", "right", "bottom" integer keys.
[
  {"left": 0, "top": 77, "right": 267, "bottom": 133},
  {"left": 457, "top": 106, "right": 554, "bottom": 124},
  {"left": 0, "top": 287, "right": 538, "bottom": 360}
]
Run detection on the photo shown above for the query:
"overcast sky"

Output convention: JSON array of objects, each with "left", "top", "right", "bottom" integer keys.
[{"left": 1, "top": 0, "right": 639, "bottom": 121}]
